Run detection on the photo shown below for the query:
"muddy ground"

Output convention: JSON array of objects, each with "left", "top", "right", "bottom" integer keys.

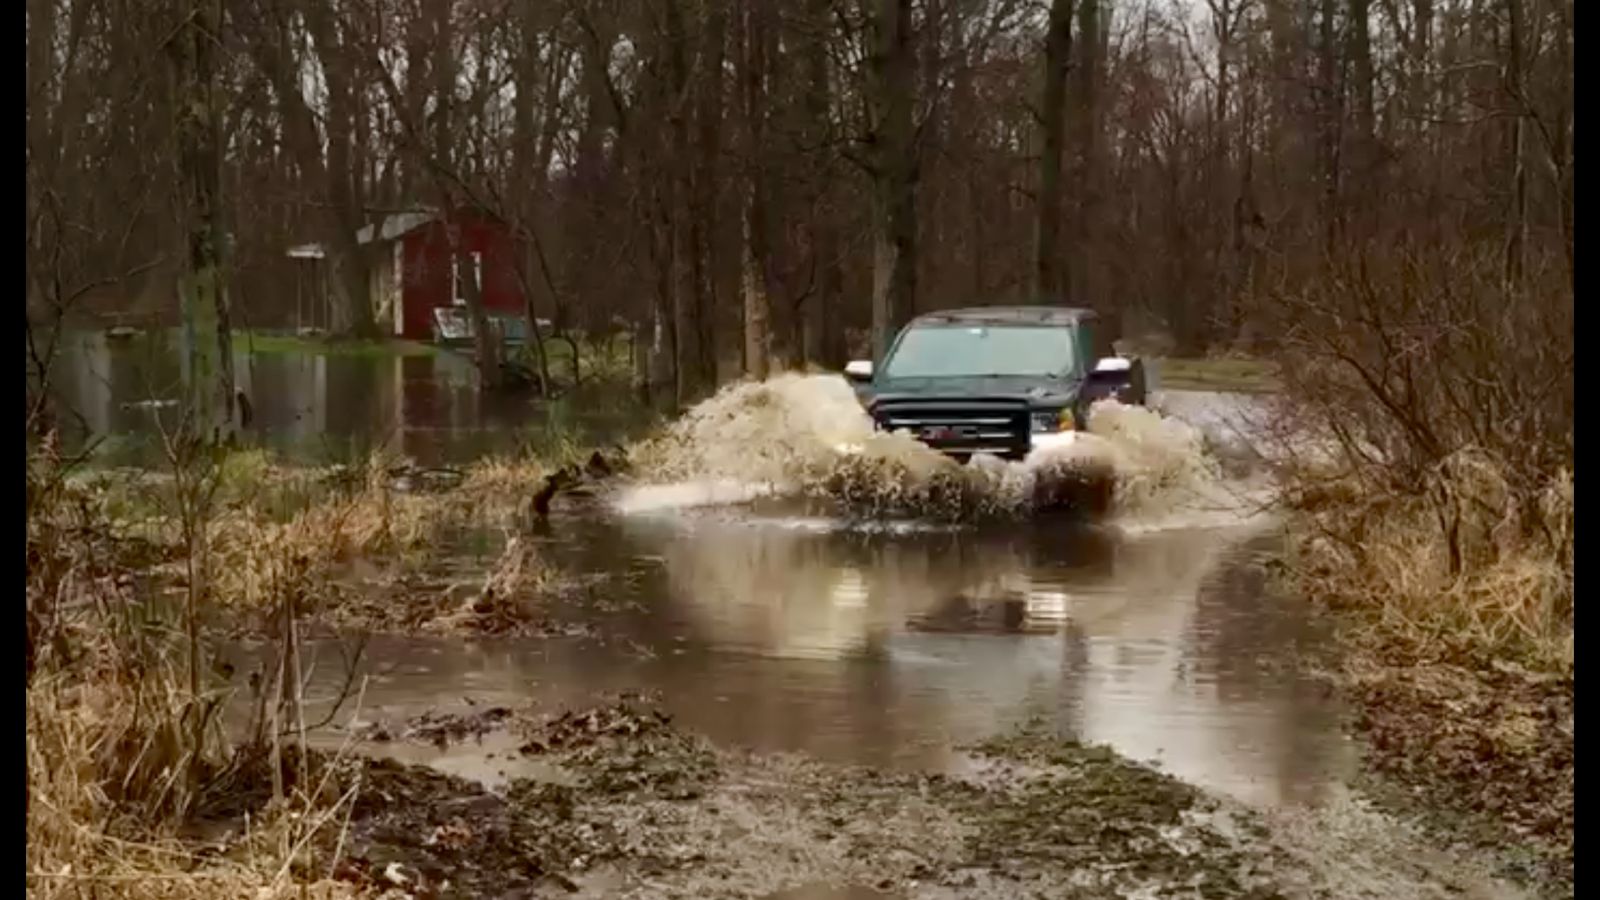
[
  {"left": 183, "top": 694, "right": 1538, "bottom": 900},
  {"left": 1332, "top": 643, "right": 1574, "bottom": 899}
]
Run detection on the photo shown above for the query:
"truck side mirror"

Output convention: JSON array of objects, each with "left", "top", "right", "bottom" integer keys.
[{"left": 844, "top": 360, "right": 873, "bottom": 382}]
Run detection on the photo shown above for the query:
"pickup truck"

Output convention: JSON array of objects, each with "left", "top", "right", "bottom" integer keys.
[{"left": 845, "top": 307, "right": 1147, "bottom": 461}]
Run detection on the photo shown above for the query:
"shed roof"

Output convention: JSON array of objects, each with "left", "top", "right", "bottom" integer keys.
[{"left": 284, "top": 208, "right": 439, "bottom": 260}]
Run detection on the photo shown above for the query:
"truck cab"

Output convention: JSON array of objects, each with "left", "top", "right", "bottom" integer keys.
[{"left": 845, "top": 307, "right": 1146, "bottom": 461}]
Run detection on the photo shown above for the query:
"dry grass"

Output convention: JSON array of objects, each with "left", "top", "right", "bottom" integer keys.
[
  {"left": 90, "top": 449, "right": 557, "bottom": 624},
  {"left": 26, "top": 444, "right": 373, "bottom": 899},
  {"left": 1257, "top": 242, "right": 1573, "bottom": 669},
  {"left": 25, "top": 424, "right": 583, "bottom": 897},
  {"left": 425, "top": 534, "right": 563, "bottom": 635},
  {"left": 1153, "top": 356, "right": 1282, "bottom": 394},
  {"left": 41, "top": 444, "right": 574, "bottom": 641},
  {"left": 459, "top": 454, "right": 552, "bottom": 496},
  {"left": 1284, "top": 451, "right": 1573, "bottom": 670},
  {"left": 27, "top": 675, "right": 366, "bottom": 900}
]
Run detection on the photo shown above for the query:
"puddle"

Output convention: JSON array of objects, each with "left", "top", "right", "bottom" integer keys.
[{"left": 264, "top": 506, "right": 1351, "bottom": 809}]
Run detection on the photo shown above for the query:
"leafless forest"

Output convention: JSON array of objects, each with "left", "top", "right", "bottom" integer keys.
[
  {"left": 27, "top": 0, "right": 1573, "bottom": 405},
  {"left": 24, "top": 3, "right": 1577, "bottom": 895}
]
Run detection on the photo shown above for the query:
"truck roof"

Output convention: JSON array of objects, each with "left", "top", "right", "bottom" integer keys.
[{"left": 910, "top": 306, "right": 1098, "bottom": 327}]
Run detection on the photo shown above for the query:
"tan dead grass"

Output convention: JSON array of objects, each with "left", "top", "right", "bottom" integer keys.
[
  {"left": 27, "top": 444, "right": 374, "bottom": 900},
  {"left": 1284, "top": 450, "right": 1572, "bottom": 671}
]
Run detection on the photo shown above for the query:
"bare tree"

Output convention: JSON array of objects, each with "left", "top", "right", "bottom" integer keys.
[
  {"left": 866, "top": 0, "right": 918, "bottom": 365},
  {"left": 740, "top": 1, "right": 774, "bottom": 378},
  {"left": 1034, "top": 0, "right": 1075, "bottom": 302},
  {"left": 170, "top": 0, "right": 235, "bottom": 437},
  {"left": 24, "top": 0, "right": 1570, "bottom": 401}
]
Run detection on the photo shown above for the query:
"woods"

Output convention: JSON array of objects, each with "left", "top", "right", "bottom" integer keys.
[
  {"left": 23, "top": 4, "right": 1577, "bottom": 896},
  {"left": 26, "top": 0, "right": 1574, "bottom": 406}
]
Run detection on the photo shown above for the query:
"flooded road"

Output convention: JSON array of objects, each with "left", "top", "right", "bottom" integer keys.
[
  {"left": 60, "top": 338, "right": 1347, "bottom": 811},
  {"left": 43, "top": 343, "right": 1535, "bottom": 897},
  {"left": 284, "top": 507, "right": 1350, "bottom": 810}
]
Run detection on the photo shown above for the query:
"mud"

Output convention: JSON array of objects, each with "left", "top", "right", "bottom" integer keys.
[
  {"left": 203, "top": 694, "right": 1528, "bottom": 900},
  {"left": 314, "top": 573, "right": 597, "bottom": 641},
  {"left": 1339, "top": 649, "right": 1574, "bottom": 898},
  {"left": 354, "top": 704, "right": 518, "bottom": 748},
  {"left": 287, "top": 698, "right": 1278, "bottom": 898}
]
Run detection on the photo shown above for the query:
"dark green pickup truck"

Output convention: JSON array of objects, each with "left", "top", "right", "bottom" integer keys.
[{"left": 845, "top": 307, "right": 1147, "bottom": 461}]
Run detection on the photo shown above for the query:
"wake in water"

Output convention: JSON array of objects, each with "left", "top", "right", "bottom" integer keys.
[{"left": 618, "top": 374, "right": 1256, "bottom": 528}]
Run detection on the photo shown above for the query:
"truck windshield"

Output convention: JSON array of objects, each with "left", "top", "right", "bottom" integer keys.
[{"left": 882, "top": 324, "right": 1077, "bottom": 379}]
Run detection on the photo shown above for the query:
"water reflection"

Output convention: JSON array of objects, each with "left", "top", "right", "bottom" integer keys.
[
  {"left": 283, "top": 511, "right": 1350, "bottom": 808},
  {"left": 47, "top": 329, "right": 646, "bottom": 466}
]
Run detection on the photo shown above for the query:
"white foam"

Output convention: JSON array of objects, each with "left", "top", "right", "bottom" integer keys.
[
  {"left": 612, "top": 479, "right": 780, "bottom": 515},
  {"left": 620, "top": 374, "right": 1260, "bottom": 528}
]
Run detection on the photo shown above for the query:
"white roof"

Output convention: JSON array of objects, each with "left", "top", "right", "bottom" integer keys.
[
  {"left": 285, "top": 209, "right": 438, "bottom": 259},
  {"left": 354, "top": 210, "right": 437, "bottom": 245}
]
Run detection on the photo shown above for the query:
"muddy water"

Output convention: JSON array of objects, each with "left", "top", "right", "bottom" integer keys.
[{"left": 288, "top": 505, "right": 1350, "bottom": 809}]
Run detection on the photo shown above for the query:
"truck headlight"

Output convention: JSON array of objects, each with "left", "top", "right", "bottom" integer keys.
[{"left": 1031, "top": 409, "right": 1075, "bottom": 433}]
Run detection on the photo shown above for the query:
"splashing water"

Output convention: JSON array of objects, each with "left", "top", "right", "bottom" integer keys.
[{"left": 618, "top": 374, "right": 1255, "bottom": 527}]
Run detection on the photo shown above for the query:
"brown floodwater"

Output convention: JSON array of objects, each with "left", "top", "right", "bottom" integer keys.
[
  {"left": 61, "top": 334, "right": 1344, "bottom": 810},
  {"left": 267, "top": 502, "right": 1351, "bottom": 810}
]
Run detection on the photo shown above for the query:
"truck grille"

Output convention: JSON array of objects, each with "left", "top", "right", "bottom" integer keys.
[{"left": 872, "top": 398, "right": 1032, "bottom": 459}]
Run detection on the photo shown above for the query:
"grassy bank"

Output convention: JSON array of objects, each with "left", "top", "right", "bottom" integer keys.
[
  {"left": 237, "top": 330, "right": 439, "bottom": 357},
  {"left": 64, "top": 446, "right": 593, "bottom": 637},
  {"left": 1259, "top": 244, "right": 1573, "bottom": 897},
  {"left": 1152, "top": 356, "right": 1281, "bottom": 394},
  {"left": 27, "top": 443, "right": 358, "bottom": 898},
  {"left": 26, "top": 430, "right": 621, "bottom": 896},
  {"left": 235, "top": 328, "right": 638, "bottom": 385}
]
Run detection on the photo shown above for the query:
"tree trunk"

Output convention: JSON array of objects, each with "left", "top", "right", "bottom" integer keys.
[
  {"left": 1034, "top": 0, "right": 1074, "bottom": 302},
  {"left": 1071, "top": 0, "right": 1100, "bottom": 306},
  {"left": 1317, "top": 0, "right": 1344, "bottom": 248},
  {"left": 1503, "top": 0, "right": 1526, "bottom": 289},
  {"left": 431, "top": 3, "right": 455, "bottom": 174},
  {"left": 1554, "top": 0, "right": 1573, "bottom": 292},
  {"left": 645, "top": 177, "right": 677, "bottom": 400},
  {"left": 512, "top": 17, "right": 559, "bottom": 395},
  {"left": 740, "top": 1, "right": 771, "bottom": 379},
  {"left": 694, "top": 1, "right": 727, "bottom": 385},
  {"left": 799, "top": 0, "right": 840, "bottom": 368},
  {"left": 171, "top": 0, "right": 234, "bottom": 439},
  {"left": 1410, "top": 0, "right": 1435, "bottom": 140},
  {"left": 1347, "top": 0, "right": 1375, "bottom": 147},
  {"left": 664, "top": 0, "right": 704, "bottom": 405},
  {"left": 868, "top": 0, "right": 916, "bottom": 366}
]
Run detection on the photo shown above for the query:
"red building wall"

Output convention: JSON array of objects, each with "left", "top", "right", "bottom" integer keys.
[{"left": 397, "top": 214, "right": 527, "bottom": 340}]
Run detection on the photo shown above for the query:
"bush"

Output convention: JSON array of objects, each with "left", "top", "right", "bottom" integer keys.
[{"left": 1258, "top": 241, "right": 1573, "bottom": 667}]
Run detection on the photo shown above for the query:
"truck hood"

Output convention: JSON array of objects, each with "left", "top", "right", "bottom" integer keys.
[{"left": 865, "top": 374, "right": 1083, "bottom": 408}]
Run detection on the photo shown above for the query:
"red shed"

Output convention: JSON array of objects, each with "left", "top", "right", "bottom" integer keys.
[{"left": 287, "top": 208, "right": 529, "bottom": 341}]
